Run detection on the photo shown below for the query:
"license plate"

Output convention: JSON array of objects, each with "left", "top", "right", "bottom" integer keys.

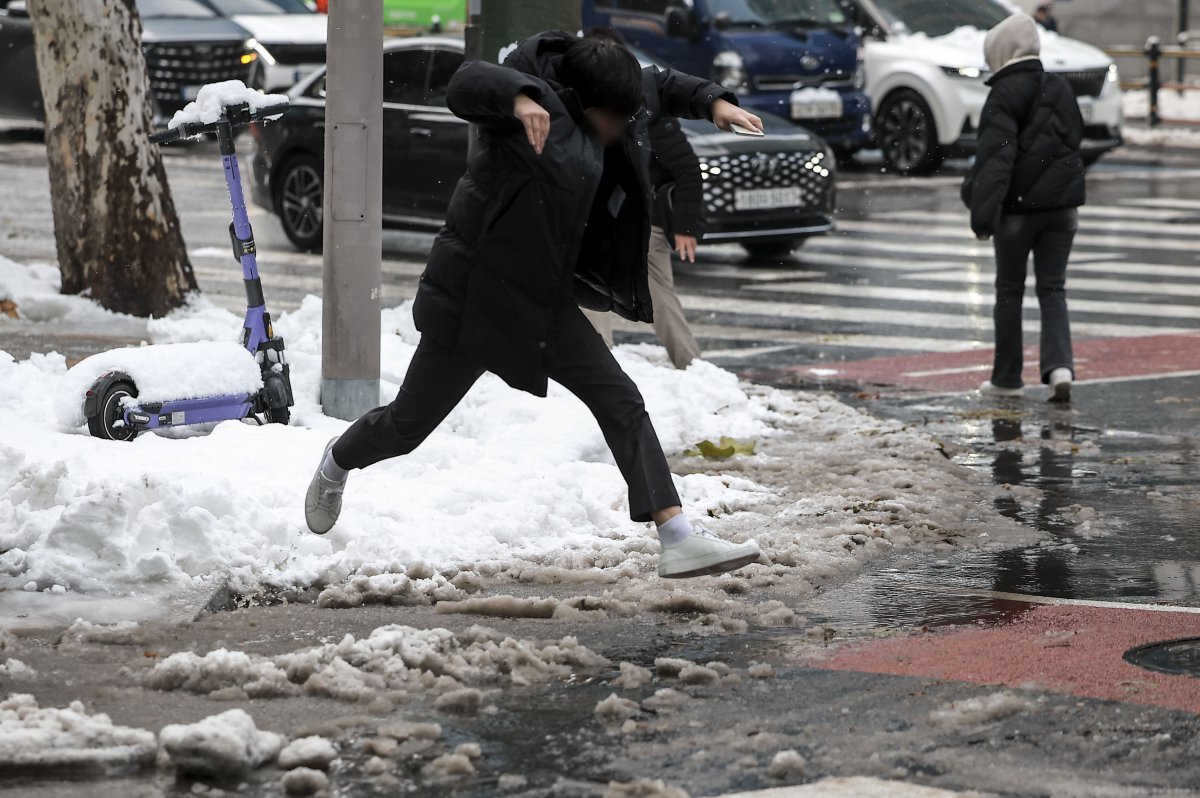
[
  {"left": 790, "top": 90, "right": 842, "bottom": 120},
  {"left": 181, "top": 85, "right": 203, "bottom": 101},
  {"left": 735, "top": 187, "right": 803, "bottom": 211}
]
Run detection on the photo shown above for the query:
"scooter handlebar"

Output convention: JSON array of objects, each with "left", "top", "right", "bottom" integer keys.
[{"left": 150, "top": 100, "right": 291, "bottom": 145}]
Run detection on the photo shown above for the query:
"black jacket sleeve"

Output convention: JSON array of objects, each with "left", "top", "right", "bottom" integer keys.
[
  {"left": 447, "top": 60, "right": 549, "bottom": 128},
  {"left": 646, "top": 65, "right": 736, "bottom": 122},
  {"left": 963, "top": 86, "right": 1019, "bottom": 238},
  {"left": 650, "top": 117, "right": 704, "bottom": 237}
]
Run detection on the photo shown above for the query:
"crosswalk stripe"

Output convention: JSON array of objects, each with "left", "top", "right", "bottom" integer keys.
[
  {"left": 679, "top": 293, "right": 1183, "bottom": 339},
  {"left": 876, "top": 205, "right": 1200, "bottom": 231},
  {"left": 901, "top": 268, "right": 1200, "bottom": 295},
  {"left": 833, "top": 219, "right": 1200, "bottom": 251},
  {"left": 790, "top": 249, "right": 1121, "bottom": 273},
  {"left": 742, "top": 279, "right": 1200, "bottom": 319},
  {"left": 1125, "top": 197, "right": 1200, "bottom": 211}
]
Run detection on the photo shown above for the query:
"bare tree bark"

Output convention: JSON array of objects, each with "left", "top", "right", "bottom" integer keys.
[{"left": 27, "top": 0, "right": 197, "bottom": 318}]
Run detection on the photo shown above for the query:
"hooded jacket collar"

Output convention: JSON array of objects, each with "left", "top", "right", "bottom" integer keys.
[{"left": 985, "top": 57, "right": 1044, "bottom": 86}]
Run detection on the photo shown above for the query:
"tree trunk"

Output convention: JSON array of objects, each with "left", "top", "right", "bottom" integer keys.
[{"left": 27, "top": 0, "right": 197, "bottom": 318}]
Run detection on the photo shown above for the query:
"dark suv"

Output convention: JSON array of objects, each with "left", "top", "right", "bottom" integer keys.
[
  {"left": 0, "top": 0, "right": 260, "bottom": 125},
  {"left": 252, "top": 37, "right": 835, "bottom": 256}
]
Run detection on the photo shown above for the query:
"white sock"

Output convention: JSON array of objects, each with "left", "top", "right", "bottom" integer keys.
[
  {"left": 656, "top": 514, "right": 694, "bottom": 546},
  {"left": 320, "top": 451, "right": 348, "bottom": 483}
]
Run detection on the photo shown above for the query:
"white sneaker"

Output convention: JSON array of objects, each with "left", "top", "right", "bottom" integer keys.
[
  {"left": 1048, "top": 367, "right": 1072, "bottom": 403},
  {"left": 979, "top": 380, "right": 1023, "bottom": 398},
  {"left": 658, "top": 524, "right": 761, "bottom": 579},
  {"left": 305, "top": 437, "right": 345, "bottom": 535}
]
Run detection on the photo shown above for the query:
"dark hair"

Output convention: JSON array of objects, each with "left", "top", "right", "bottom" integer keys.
[{"left": 559, "top": 32, "right": 643, "bottom": 118}]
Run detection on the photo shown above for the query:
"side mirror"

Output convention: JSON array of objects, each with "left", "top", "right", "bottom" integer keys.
[
  {"left": 6, "top": 0, "right": 29, "bottom": 17},
  {"left": 665, "top": 4, "right": 695, "bottom": 38}
]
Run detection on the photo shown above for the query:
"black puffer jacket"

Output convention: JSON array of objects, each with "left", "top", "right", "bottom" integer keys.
[
  {"left": 646, "top": 97, "right": 704, "bottom": 238},
  {"left": 961, "top": 59, "right": 1085, "bottom": 237},
  {"left": 412, "top": 31, "right": 731, "bottom": 396}
]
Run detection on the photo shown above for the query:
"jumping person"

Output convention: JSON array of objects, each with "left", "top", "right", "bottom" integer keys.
[
  {"left": 306, "top": 31, "right": 765, "bottom": 579},
  {"left": 962, "top": 13, "right": 1084, "bottom": 402},
  {"left": 585, "top": 111, "right": 705, "bottom": 369}
]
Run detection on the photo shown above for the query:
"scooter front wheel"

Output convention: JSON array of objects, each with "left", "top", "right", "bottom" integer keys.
[{"left": 87, "top": 380, "right": 140, "bottom": 442}]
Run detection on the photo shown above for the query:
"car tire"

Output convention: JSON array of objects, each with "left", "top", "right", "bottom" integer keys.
[
  {"left": 877, "top": 89, "right": 944, "bottom": 175},
  {"left": 742, "top": 238, "right": 807, "bottom": 259},
  {"left": 275, "top": 154, "right": 325, "bottom": 252}
]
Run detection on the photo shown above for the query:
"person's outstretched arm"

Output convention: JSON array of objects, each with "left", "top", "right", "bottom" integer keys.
[
  {"left": 650, "top": 118, "right": 704, "bottom": 261},
  {"left": 965, "top": 91, "right": 1019, "bottom": 239},
  {"left": 647, "top": 65, "right": 763, "bottom": 133},
  {"left": 448, "top": 60, "right": 548, "bottom": 126}
]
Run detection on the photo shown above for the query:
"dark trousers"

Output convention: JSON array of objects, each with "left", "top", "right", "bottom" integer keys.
[
  {"left": 331, "top": 303, "right": 682, "bottom": 522},
  {"left": 991, "top": 207, "right": 1078, "bottom": 388}
]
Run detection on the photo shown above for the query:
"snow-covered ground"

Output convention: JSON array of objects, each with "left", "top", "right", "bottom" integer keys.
[{"left": 0, "top": 254, "right": 1028, "bottom": 608}]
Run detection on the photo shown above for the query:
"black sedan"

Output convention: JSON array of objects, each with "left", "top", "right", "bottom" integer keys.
[
  {"left": 0, "top": 0, "right": 261, "bottom": 125},
  {"left": 251, "top": 37, "right": 835, "bottom": 257}
]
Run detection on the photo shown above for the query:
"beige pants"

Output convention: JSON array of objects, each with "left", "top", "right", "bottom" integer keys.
[{"left": 584, "top": 226, "right": 702, "bottom": 369}]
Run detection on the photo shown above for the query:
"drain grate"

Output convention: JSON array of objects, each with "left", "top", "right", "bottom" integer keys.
[{"left": 1124, "top": 638, "right": 1200, "bottom": 677}]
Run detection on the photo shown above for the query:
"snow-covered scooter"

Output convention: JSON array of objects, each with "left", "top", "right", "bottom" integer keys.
[{"left": 80, "top": 99, "right": 294, "bottom": 441}]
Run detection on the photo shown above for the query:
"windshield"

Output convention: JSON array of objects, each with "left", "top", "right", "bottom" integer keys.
[
  {"left": 869, "top": 0, "right": 1010, "bottom": 37},
  {"left": 136, "top": 0, "right": 217, "bottom": 18},
  {"left": 199, "top": 0, "right": 313, "bottom": 14},
  {"left": 708, "top": 0, "right": 847, "bottom": 27}
]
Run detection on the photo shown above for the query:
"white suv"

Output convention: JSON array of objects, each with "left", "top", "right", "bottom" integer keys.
[{"left": 845, "top": 0, "right": 1123, "bottom": 174}]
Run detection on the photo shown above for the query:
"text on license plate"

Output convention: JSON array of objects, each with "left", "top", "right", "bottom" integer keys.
[
  {"left": 735, "top": 187, "right": 802, "bottom": 211},
  {"left": 791, "top": 94, "right": 843, "bottom": 120}
]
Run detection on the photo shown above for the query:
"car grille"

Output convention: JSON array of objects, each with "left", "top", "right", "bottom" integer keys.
[
  {"left": 754, "top": 73, "right": 854, "bottom": 91},
  {"left": 1055, "top": 68, "right": 1107, "bottom": 98},
  {"left": 700, "top": 150, "right": 832, "bottom": 215},
  {"left": 266, "top": 42, "right": 327, "bottom": 65},
  {"left": 144, "top": 41, "right": 252, "bottom": 114}
]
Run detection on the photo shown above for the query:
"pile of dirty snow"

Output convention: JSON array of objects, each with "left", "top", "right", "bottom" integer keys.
[
  {"left": 144, "top": 623, "right": 607, "bottom": 704},
  {"left": 0, "top": 693, "right": 157, "bottom": 770}
]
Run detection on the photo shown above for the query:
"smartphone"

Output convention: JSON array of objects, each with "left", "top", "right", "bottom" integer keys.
[{"left": 730, "top": 122, "right": 764, "bottom": 137}]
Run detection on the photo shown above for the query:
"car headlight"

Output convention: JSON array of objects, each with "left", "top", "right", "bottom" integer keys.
[
  {"left": 244, "top": 38, "right": 276, "bottom": 67},
  {"left": 940, "top": 65, "right": 985, "bottom": 80},
  {"left": 713, "top": 51, "right": 749, "bottom": 93},
  {"left": 1107, "top": 63, "right": 1119, "bottom": 83},
  {"left": 854, "top": 46, "right": 866, "bottom": 89}
]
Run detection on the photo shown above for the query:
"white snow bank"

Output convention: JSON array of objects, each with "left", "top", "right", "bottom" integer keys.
[
  {"left": 1124, "top": 88, "right": 1200, "bottom": 123},
  {"left": 55, "top": 341, "right": 264, "bottom": 428},
  {"left": 159, "top": 708, "right": 283, "bottom": 778},
  {"left": 0, "top": 254, "right": 1026, "bottom": 598},
  {"left": 278, "top": 735, "right": 337, "bottom": 770},
  {"left": 168, "top": 81, "right": 288, "bottom": 130},
  {"left": 0, "top": 693, "right": 156, "bottom": 769},
  {"left": 145, "top": 623, "right": 607, "bottom": 703}
]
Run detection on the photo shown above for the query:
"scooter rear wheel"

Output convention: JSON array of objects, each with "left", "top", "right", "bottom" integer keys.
[{"left": 87, "top": 380, "right": 140, "bottom": 442}]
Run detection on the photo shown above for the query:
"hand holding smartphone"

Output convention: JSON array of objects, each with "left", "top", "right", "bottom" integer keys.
[{"left": 730, "top": 122, "right": 764, "bottom": 137}]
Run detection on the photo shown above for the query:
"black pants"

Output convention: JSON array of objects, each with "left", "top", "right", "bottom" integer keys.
[
  {"left": 991, "top": 207, "right": 1078, "bottom": 388},
  {"left": 332, "top": 303, "right": 681, "bottom": 522}
]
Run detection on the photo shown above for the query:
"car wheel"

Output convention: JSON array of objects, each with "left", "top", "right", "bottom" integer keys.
[
  {"left": 742, "top": 239, "right": 807, "bottom": 259},
  {"left": 877, "top": 89, "right": 944, "bottom": 175},
  {"left": 276, "top": 154, "right": 324, "bottom": 252}
]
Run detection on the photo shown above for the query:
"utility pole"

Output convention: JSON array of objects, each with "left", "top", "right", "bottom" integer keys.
[{"left": 321, "top": 1, "right": 383, "bottom": 420}]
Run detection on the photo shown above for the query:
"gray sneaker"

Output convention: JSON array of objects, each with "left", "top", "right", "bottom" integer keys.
[{"left": 305, "top": 437, "right": 345, "bottom": 534}]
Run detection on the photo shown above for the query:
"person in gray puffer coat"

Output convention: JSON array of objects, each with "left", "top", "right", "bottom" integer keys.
[{"left": 962, "top": 12, "right": 1085, "bottom": 403}]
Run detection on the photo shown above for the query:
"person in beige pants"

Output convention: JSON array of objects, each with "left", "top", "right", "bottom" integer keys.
[{"left": 585, "top": 113, "right": 703, "bottom": 369}]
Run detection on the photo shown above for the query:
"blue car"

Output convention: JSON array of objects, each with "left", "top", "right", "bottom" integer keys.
[{"left": 582, "top": 0, "right": 872, "bottom": 157}]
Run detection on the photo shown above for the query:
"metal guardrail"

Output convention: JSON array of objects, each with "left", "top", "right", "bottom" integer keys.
[{"left": 1105, "top": 37, "right": 1200, "bottom": 127}]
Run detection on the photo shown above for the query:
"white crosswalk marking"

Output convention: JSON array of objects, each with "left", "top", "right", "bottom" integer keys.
[{"left": 187, "top": 194, "right": 1200, "bottom": 366}]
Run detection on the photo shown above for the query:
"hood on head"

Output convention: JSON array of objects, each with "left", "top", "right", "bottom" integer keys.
[{"left": 984, "top": 13, "right": 1041, "bottom": 73}]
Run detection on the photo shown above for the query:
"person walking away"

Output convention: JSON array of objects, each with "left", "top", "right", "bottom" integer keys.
[
  {"left": 585, "top": 111, "right": 704, "bottom": 369},
  {"left": 306, "top": 31, "right": 766, "bottom": 579},
  {"left": 962, "top": 12, "right": 1084, "bottom": 402},
  {"left": 1033, "top": 3, "right": 1058, "bottom": 33}
]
